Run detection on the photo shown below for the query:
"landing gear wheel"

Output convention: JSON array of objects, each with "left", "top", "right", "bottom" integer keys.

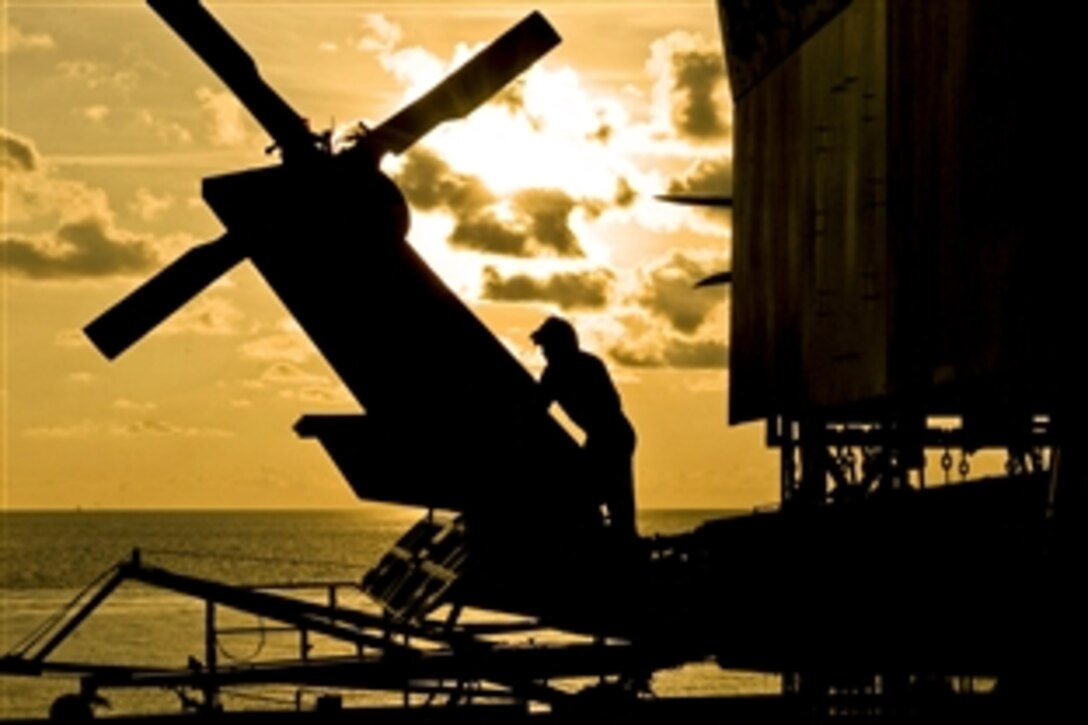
[{"left": 49, "top": 694, "right": 94, "bottom": 722}]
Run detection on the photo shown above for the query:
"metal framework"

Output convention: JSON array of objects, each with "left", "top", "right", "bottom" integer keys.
[
  {"left": 0, "top": 548, "right": 655, "bottom": 719},
  {"left": 767, "top": 415, "right": 1054, "bottom": 506}
]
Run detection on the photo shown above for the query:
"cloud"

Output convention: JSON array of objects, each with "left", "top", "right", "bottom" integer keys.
[
  {"left": 1, "top": 20, "right": 55, "bottom": 54},
  {"left": 480, "top": 266, "right": 613, "bottom": 310},
  {"left": 55, "top": 44, "right": 165, "bottom": 95},
  {"left": 448, "top": 214, "right": 525, "bottom": 255},
  {"left": 113, "top": 398, "right": 157, "bottom": 412},
  {"left": 6, "top": 124, "right": 179, "bottom": 228},
  {"left": 1, "top": 216, "right": 161, "bottom": 279},
  {"left": 397, "top": 147, "right": 585, "bottom": 257},
  {"left": 160, "top": 297, "right": 245, "bottom": 337},
  {"left": 259, "top": 362, "right": 330, "bottom": 387},
  {"left": 397, "top": 146, "right": 494, "bottom": 213},
  {"left": 356, "top": 12, "right": 465, "bottom": 103},
  {"left": 614, "top": 177, "right": 637, "bottom": 208},
  {"left": 363, "top": 22, "right": 637, "bottom": 218},
  {"left": 3, "top": 128, "right": 199, "bottom": 283},
  {"left": 448, "top": 190, "right": 584, "bottom": 257},
  {"left": 356, "top": 13, "right": 402, "bottom": 54},
  {"left": 577, "top": 251, "right": 729, "bottom": 371},
  {"left": 610, "top": 335, "right": 727, "bottom": 369},
  {"left": 128, "top": 187, "right": 174, "bottom": 221},
  {"left": 25, "top": 418, "right": 232, "bottom": 439},
  {"left": 23, "top": 422, "right": 96, "bottom": 439},
  {"left": 196, "top": 87, "right": 251, "bottom": 147},
  {"left": 1, "top": 128, "right": 39, "bottom": 173},
  {"left": 110, "top": 420, "right": 234, "bottom": 438},
  {"left": 648, "top": 31, "right": 730, "bottom": 141},
  {"left": 56, "top": 60, "right": 138, "bottom": 95},
  {"left": 494, "top": 80, "right": 528, "bottom": 116},
  {"left": 239, "top": 332, "right": 315, "bottom": 364},
  {"left": 135, "top": 109, "right": 193, "bottom": 146},
  {"left": 4, "top": 138, "right": 112, "bottom": 223},
  {"left": 585, "top": 107, "right": 615, "bottom": 144},
  {"left": 513, "top": 189, "right": 582, "bottom": 256},
  {"left": 377, "top": 45, "right": 447, "bottom": 99},
  {"left": 681, "top": 369, "right": 728, "bottom": 394},
  {"left": 633, "top": 250, "right": 727, "bottom": 333},
  {"left": 347, "top": 13, "right": 743, "bottom": 289},
  {"left": 9, "top": 176, "right": 111, "bottom": 225},
  {"left": 598, "top": 304, "right": 727, "bottom": 370},
  {"left": 247, "top": 362, "right": 352, "bottom": 405},
  {"left": 82, "top": 105, "right": 110, "bottom": 123},
  {"left": 278, "top": 387, "right": 353, "bottom": 404},
  {"left": 320, "top": 16, "right": 739, "bottom": 326},
  {"left": 667, "top": 157, "right": 732, "bottom": 195},
  {"left": 54, "top": 329, "right": 86, "bottom": 348},
  {"left": 660, "top": 156, "right": 733, "bottom": 234}
]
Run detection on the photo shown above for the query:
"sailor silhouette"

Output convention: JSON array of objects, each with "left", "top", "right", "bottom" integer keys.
[{"left": 531, "top": 316, "right": 637, "bottom": 540}]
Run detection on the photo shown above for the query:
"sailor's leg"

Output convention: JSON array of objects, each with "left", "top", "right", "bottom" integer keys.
[{"left": 604, "top": 455, "right": 637, "bottom": 540}]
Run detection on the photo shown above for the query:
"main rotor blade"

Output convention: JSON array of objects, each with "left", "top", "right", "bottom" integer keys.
[
  {"left": 147, "top": 0, "right": 313, "bottom": 157},
  {"left": 363, "top": 11, "right": 560, "bottom": 157},
  {"left": 84, "top": 235, "right": 245, "bottom": 360},
  {"left": 694, "top": 270, "right": 733, "bottom": 288},
  {"left": 655, "top": 194, "right": 734, "bottom": 208}
]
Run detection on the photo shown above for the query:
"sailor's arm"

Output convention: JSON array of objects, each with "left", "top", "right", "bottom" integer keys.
[{"left": 536, "top": 366, "right": 556, "bottom": 409}]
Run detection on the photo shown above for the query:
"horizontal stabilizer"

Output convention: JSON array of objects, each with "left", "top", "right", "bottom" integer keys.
[
  {"left": 84, "top": 235, "right": 245, "bottom": 359},
  {"left": 295, "top": 414, "right": 464, "bottom": 510}
]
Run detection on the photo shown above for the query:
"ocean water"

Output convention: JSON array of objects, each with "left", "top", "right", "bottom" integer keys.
[{"left": 1, "top": 509, "right": 777, "bottom": 719}]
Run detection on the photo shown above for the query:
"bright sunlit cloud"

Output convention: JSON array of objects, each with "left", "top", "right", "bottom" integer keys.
[{"left": 349, "top": 12, "right": 732, "bottom": 367}]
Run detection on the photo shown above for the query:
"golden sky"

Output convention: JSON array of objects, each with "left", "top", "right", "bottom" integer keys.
[{"left": 1, "top": 0, "right": 778, "bottom": 510}]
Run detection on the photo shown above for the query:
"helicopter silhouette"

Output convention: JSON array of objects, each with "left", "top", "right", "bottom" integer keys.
[{"left": 84, "top": 0, "right": 637, "bottom": 636}]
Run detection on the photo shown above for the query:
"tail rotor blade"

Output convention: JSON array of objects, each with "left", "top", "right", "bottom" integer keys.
[
  {"left": 364, "top": 11, "right": 560, "bottom": 157},
  {"left": 147, "top": 0, "right": 313, "bottom": 156},
  {"left": 84, "top": 235, "right": 246, "bottom": 360}
]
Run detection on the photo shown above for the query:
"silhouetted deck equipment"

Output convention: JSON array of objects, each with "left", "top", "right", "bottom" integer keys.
[{"left": 2, "top": 0, "right": 1078, "bottom": 720}]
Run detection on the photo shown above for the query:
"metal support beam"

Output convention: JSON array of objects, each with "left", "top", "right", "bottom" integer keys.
[
  {"left": 28, "top": 568, "right": 127, "bottom": 664},
  {"left": 122, "top": 562, "right": 417, "bottom": 655},
  {"left": 203, "top": 601, "right": 219, "bottom": 712}
]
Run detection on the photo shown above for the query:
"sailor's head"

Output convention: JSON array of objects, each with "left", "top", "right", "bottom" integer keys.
[{"left": 531, "top": 316, "right": 578, "bottom": 361}]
